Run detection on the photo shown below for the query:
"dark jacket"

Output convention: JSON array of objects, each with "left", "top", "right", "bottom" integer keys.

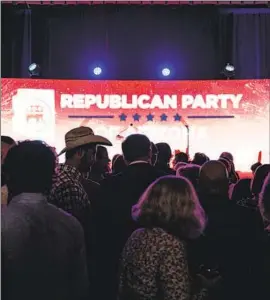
[
  {"left": 80, "top": 177, "right": 100, "bottom": 209},
  {"left": 80, "top": 176, "right": 100, "bottom": 283},
  {"left": 155, "top": 163, "right": 176, "bottom": 175},
  {"left": 1, "top": 193, "right": 89, "bottom": 300},
  {"left": 188, "top": 195, "right": 265, "bottom": 300},
  {"left": 93, "top": 162, "right": 164, "bottom": 300}
]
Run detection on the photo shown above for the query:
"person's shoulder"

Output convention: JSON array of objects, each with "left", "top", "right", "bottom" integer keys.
[
  {"left": 131, "top": 227, "right": 184, "bottom": 248},
  {"left": 156, "top": 168, "right": 168, "bottom": 177},
  {"left": 130, "top": 163, "right": 163, "bottom": 175},
  {"left": 131, "top": 227, "right": 167, "bottom": 238},
  {"left": 51, "top": 174, "right": 85, "bottom": 194},
  {"left": 152, "top": 166, "right": 168, "bottom": 178},
  {"left": 1, "top": 206, "right": 17, "bottom": 232},
  {"left": 49, "top": 177, "right": 90, "bottom": 209},
  {"left": 47, "top": 202, "right": 84, "bottom": 233},
  {"left": 227, "top": 201, "right": 264, "bottom": 230},
  {"left": 100, "top": 171, "right": 124, "bottom": 186},
  {"left": 54, "top": 171, "right": 79, "bottom": 185},
  {"left": 81, "top": 177, "right": 100, "bottom": 190},
  {"left": 80, "top": 177, "right": 100, "bottom": 202}
]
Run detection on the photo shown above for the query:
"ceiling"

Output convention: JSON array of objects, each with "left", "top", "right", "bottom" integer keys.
[{"left": 2, "top": 1, "right": 269, "bottom": 5}]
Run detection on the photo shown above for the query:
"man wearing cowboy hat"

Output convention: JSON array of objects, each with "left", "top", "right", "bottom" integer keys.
[
  {"left": 49, "top": 126, "right": 112, "bottom": 217},
  {"left": 48, "top": 127, "right": 112, "bottom": 277}
]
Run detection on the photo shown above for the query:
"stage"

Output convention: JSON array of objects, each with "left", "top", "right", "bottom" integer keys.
[{"left": 1, "top": 78, "right": 269, "bottom": 171}]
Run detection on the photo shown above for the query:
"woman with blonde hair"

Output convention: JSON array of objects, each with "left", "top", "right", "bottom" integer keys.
[{"left": 118, "top": 176, "right": 207, "bottom": 300}]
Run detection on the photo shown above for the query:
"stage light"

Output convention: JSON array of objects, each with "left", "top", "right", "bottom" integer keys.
[
  {"left": 28, "top": 63, "right": 41, "bottom": 78},
  {"left": 223, "top": 63, "right": 235, "bottom": 79},
  {"left": 93, "top": 67, "right": 102, "bottom": 76},
  {"left": 162, "top": 68, "right": 171, "bottom": 77},
  {"left": 28, "top": 63, "right": 37, "bottom": 72},
  {"left": 225, "top": 63, "right": 235, "bottom": 72}
]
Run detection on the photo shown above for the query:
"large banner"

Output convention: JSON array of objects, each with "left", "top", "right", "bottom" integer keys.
[{"left": 1, "top": 78, "right": 269, "bottom": 171}]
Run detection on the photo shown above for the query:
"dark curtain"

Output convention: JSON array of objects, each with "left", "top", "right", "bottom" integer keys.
[
  {"left": 231, "top": 9, "right": 270, "bottom": 79},
  {"left": 20, "top": 9, "right": 32, "bottom": 77},
  {"left": 1, "top": 6, "right": 25, "bottom": 77},
  {"left": 35, "top": 5, "right": 222, "bottom": 80},
  {"left": 1, "top": 4, "right": 270, "bottom": 80}
]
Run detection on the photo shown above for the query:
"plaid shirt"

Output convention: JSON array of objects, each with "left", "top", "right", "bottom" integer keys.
[{"left": 48, "top": 164, "right": 91, "bottom": 223}]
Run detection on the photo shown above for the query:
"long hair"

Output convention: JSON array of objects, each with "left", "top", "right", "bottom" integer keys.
[{"left": 132, "top": 176, "right": 206, "bottom": 240}]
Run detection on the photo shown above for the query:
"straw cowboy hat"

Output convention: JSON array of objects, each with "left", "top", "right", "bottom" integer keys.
[{"left": 58, "top": 126, "right": 112, "bottom": 156}]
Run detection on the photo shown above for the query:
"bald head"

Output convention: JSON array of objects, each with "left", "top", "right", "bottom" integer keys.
[{"left": 199, "top": 160, "right": 229, "bottom": 197}]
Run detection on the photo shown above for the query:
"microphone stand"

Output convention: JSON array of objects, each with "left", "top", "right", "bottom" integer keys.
[{"left": 185, "top": 125, "right": 190, "bottom": 157}]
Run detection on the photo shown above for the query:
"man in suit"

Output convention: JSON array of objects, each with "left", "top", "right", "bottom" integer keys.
[
  {"left": 1, "top": 141, "right": 89, "bottom": 300},
  {"left": 93, "top": 134, "right": 164, "bottom": 300}
]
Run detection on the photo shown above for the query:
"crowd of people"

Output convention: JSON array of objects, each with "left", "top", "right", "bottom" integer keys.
[{"left": 1, "top": 126, "right": 270, "bottom": 300}]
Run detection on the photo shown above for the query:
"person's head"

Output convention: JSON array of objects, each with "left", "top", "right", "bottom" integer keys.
[
  {"left": 156, "top": 143, "right": 172, "bottom": 166},
  {"left": 173, "top": 152, "right": 189, "bottom": 168},
  {"left": 150, "top": 142, "right": 158, "bottom": 166},
  {"left": 174, "top": 162, "right": 187, "bottom": 172},
  {"left": 112, "top": 154, "right": 127, "bottom": 174},
  {"left": 228, "top": 160, "right": 237, "bottom": 174},
  {"left": 230, "top": 178, "right": 252, "bottom": 202},
  {"left": 199, "top": 160, "right": 229, "bottom": 198},
  {"left": 132, "top": 176, "right": 206, "bottom": 239},
  {"left": 95, "top": 146, "right": 110, "bottom": 173},
  {"left": 221, "top": 158, "right": 239, "bottom": 183},
  {"left": 122, "top": 134, "right": 151, "bottom": 164},
  {"left": 218, "top": 157, "right": 232, "bottom": 174},
  {"left": 259, "top": 173, "right": 270, "bottom": 224},
  {"left": 251, "top": 164, "right": 270, "bottom": 198},
  {"left": 3, "top": 140, "right": 57, "bottom": 197},
  {"left": 62, "top": 126, "right": 112, "bottom": 173},
  {"left": 1, "top": 135, "right": 16, "bottom": 165},
  {"left": 220, "top": 152, "right": 234, "bottom": 162},
  {"left": 177, "top": 164, "right": 200, "bottom": 190},
  {"left": 112, "top": 154, "right": 121, "bottom": 166},
  {"left": 65, "top": 144, "right": 97, "bottom": 173},
  {"left": 251, "top": 162, "right": 262, "bottom": 175},
  {"left": 192, "top": 152, "right": 209, "bottom": 166}
]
